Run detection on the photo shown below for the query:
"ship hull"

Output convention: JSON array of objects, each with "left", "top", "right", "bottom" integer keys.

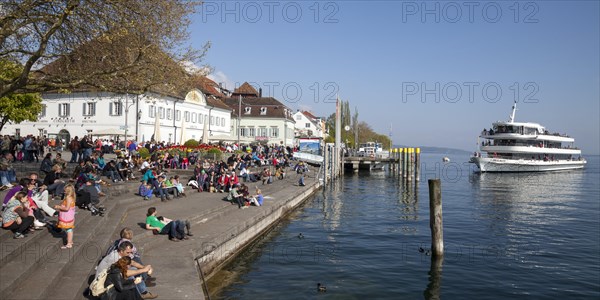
[{"left": 469, "top": 157, "right": 586, "bottom": 172}]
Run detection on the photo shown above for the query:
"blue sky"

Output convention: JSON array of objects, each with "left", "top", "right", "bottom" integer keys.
[{"left": 188, "top": 1, "right": 599, "bottom": 154}]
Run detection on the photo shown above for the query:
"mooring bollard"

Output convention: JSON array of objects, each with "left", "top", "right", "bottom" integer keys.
[
  {"left": 415, "top": 147, "right": 421, "bottom": 181},
  {"left": 428, "top": 179, "right": 443, "bottom": 256}
]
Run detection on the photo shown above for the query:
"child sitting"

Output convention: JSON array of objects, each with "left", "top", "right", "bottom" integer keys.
[
  {"left": 181, "top": 157, "right": 189, "bottom": 169},
  {"left": 139, "top": 181, "right": 154, "bottom": 201}
]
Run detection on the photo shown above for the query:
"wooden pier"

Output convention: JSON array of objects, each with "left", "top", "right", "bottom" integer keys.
[
  {"left": 343, "top": 156, "right": 396, "bottom": 171},
  {"left": 343, "top": 147, "right": 421, "bottom": 181}
]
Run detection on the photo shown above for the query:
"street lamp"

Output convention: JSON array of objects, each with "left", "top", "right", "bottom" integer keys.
[
  {"left": 237, "top": 94, "right": 241, "bottom": 146},
  {"left": 173, "top": 99, "right": 180, "bottom": 144},
  {"left": 123, "top": 94, "right": 138, "bottom": 147}
]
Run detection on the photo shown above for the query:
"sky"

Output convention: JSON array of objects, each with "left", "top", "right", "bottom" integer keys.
[{"left": 187, "top": 1, "right": 600, "bottom": 154}]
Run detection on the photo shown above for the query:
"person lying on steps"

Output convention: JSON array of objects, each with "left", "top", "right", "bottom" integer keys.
[{"left": 144, "top": 207, "right": 192, "bottom": 242}]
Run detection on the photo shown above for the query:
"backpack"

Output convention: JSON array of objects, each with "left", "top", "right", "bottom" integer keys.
[{"left": 89, "top": 267, "right": 113, "bottom": 297}]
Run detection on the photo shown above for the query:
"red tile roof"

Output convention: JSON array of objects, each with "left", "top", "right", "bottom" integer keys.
[
  {"left": 193, "top": 76, "right": 226, "bottom": 98},
  {"left": 302, "top": 111, "right": 318, "bottom": 120},
  {"left": 232, "top": 82, "right": 259, "bottom": 97},
  {"left": 222, "top": 97, "right": 294, "bottom": 121}
]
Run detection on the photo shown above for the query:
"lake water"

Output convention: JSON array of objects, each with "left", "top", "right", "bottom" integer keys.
[{"left": 208, "top": 153, "right": 600, "bottom": 299}]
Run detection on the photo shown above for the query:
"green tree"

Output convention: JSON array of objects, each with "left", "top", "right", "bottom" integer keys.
[
  {"left": 0, "top": 1, "right": 209, "bottom": 97},
  {"left": 0, "top": 60, "right": 42, "bottom": 132},
  {"left": 0, "top": 92, "right": 42, "bottom": 132}
]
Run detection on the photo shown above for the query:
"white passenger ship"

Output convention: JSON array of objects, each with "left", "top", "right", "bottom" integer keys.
[{"left": 469, "top": 102, "right": 586, "bottom": 172}]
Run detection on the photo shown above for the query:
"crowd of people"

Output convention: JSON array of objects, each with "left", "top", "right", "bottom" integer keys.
[{"left": 2, "top": 134, "right": 314, "bottom": 299}]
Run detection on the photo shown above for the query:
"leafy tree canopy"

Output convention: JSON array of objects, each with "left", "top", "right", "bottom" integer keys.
[
  {"left": 0, "top": 0, "right": 209, "bottom": 98},
  {"left": 0, "top": 62, "right": 42, "bottom": 132}
]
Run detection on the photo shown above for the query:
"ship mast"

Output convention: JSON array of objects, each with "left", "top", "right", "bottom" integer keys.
[{"left": 508, "top": 101, "right": 517, "bottom": 123}]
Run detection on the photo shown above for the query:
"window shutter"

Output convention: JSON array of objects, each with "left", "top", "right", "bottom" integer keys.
[
  {"left": 83, "top": 103, "right": 86, "bottom": 116},
  {"left": 109, "top": 102, "right": 113, "bottom": 116},
  {"left": 67, "top": 103, "right": 70, "bottom": 116}
]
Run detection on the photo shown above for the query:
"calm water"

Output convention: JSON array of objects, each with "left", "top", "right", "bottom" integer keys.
[{"left": 210, "top": 153, "right": 600, "bottom": 299}]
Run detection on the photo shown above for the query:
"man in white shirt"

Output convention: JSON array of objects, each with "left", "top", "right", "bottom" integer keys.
[{"left": 95, "top": 241, "right": 157, "bottom": 299}]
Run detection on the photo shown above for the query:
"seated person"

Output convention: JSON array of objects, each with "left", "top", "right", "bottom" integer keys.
[
  {"left": 106, "top": 227, "right": 145, "bottom": 267},
  {"left": 156, "top": 176, "right": 173, "bottom": 201},
  {"left": 275, "top": 166, "right": 285, "bottom": 180},
  {"left": 170, "top": 175, "right": 186, "bottom": 197},
  {"left": 103, "top": 160, "right": 123, "bottom": 182},
  {"left": 43, "top": 164, "right": 66, "bottom": 200},
  {"left": 138, "top": 181, "right": 154, "bottom": 201},
  {"left": 95, "top": 241, "right": 155, "bottom": 299},
  {"left": 84, "top": 169, "right": 107, "bottom": 197},
  {"left": 215, "top": 173, "right": 227, "bottom": 193},
  {"left": 227, "top": 172, "right": 239, "bottom": 191},
  {"left": 2, "top": 191, "right": 35, "bottom": 239},
  {"left": 76, "top": 179, "right": 104, "bottom": 215},
  {"left": 226, "top": 185, "right": 245, "bottom": 209},
  {"left": 163, "top": 176, "right": 180, "bottom": 198},
  {"left": 249, "top": 188, "right": 264, "bottom": 206},
  {"left": 261, "top": 168, "right": 272, "bottom": 185},
  {"left": 104, "top": 256, "right": 144, "bottom": 300},
  {"left": 39, "top": 153, "right": 53, "bottom": 176},
  {"left": 52, "top": 153, "right": 68, "bottom": 170},
  {"left": 206, "top": 171, "right": 218, "bottom": 193},
  {"left": 144, "top": 207, "right": 192, "bottom": 241},
  {"left": 26, "top": 173, "right": 58, "bottom": 218},
  {"left": 117, "top": 158, "right": 134, "bottom": 180}
]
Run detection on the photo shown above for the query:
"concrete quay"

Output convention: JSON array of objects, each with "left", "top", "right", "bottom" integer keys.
[{"left": 0, "top": 152, "right": 322, "bottom": 299}]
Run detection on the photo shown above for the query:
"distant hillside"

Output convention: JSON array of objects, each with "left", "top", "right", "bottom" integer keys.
[{"left": 392, "top": 145, "right": 471, "bottom": 155}]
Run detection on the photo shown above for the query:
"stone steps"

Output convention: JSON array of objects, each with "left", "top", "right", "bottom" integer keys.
[{"left": 0, "top": 181, "right": 141, "bottom": 299}]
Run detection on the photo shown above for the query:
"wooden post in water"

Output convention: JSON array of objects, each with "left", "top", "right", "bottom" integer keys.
[
  {"left": 323, "top": 143, "right": 328, "bottom": 185},
  {"left": 428, "top": 179, "right": 444, "bottom": 256},
  {"left": 392, "top": 148, "right": 396, "bottom": 172},
  {"left": 415, "top": 147, "right": 421, "bottom": 181},
  {"left": 408, "top": 148, "right": 413, "bottom": 181},
  {"left": 403, "top": 148, "right": 408, "bottom": 178},
  {"left": 397, "top": 148, "right": 402, "bottom": 177}
]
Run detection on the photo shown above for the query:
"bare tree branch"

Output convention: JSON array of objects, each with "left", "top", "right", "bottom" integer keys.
[{"left": 0, "top": 0, "right": 207, "bottom": 98}]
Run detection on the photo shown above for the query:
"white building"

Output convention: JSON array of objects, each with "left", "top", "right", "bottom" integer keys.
[
  {"left": 292, "top": 110, "right": 326, "bottom": 139},
  {"left": 1, "top": 88, "right": 232, "bottom": 145},
  {"left": 222, "top": 82, "right": 296, "bottom": 146}
]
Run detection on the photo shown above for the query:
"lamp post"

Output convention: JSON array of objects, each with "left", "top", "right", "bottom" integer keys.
[
  {"left": 173, "top": 99, "right": 179, "bottom": 144},
  {"left": 237, "top": 94, "right": 241, "bottom": 146},
  {"left": 123, "top": 94, "right": 137, "bottom": 147}
]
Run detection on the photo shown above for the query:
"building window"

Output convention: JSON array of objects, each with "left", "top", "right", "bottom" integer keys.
[
  {"left": 270, "top": 127, "right": 279, "bottom": 137},
  {"left": 240, "top": 127, "right": 247, "bottom": 137},
  {"left": 59, "top": 103, "right": 70, "bottom": 117},
  {"left": 109, "top": 101, "right": 122, "bottom": 116},
  {"left": 184, "top": 111, "right": 190, "bottom": 122},
  {"left": 258, "top": 127, "right": 268, "bottom": 137},
  {"left": 192, "top": 113, "right": 197, "bottom": 123},
  {"left": 159, "top": 107, "right": 165, "bottom": 119},
  {"left": 244, "top": 107, "right": 251, "bottom": 114},
  {"left": 221, "top": 118, "right": 225, "bottom": 127},
  {"left": 296, "top": 115, "right": 302, "bottom": 120},
  {"left": 167, "top": 108, "right": 172, "bottom": 120},
  {"left": 210, "top": 116, "right": 214, "bottom": 125},
  {"left": 260, "top": 107, "right": 267, "bottom": 115},
  {"left": 83, "top": 102, "right": 96, "bottom": 116},
  {"left": 39, "top": 104, "right": 46, "bottom": 118},
  {"left": 249, "top": 127, "right": 255, "bottom": 137},
  {"left": 198, "top": 114, "right": 203, "bottom": 124},
  {"left": 176, "top": 110, "right": 181, "bottom": 121},
  {"left": 149, "top": 105, "right": 156, "bottom": 118},
  {"left": 305, "top": 123, "right": 311, "bottom": 128}
]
